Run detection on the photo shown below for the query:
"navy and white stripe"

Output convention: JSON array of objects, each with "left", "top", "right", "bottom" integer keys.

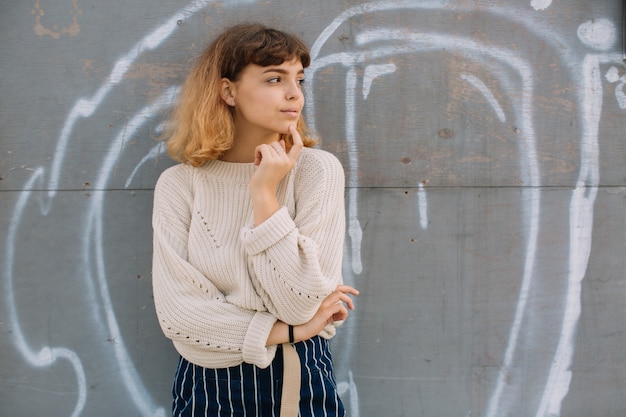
[{"left": 172, "top": 336, "right": 345, "bottom": 417}]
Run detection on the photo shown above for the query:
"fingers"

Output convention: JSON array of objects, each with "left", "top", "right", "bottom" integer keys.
[
  {"left": 332, "top": 286, "right": 359, "bottom": 310},
  {"left": 332, "top": 309, "right": 349, "bottom": 322},
  {"left": 259, "top": 140, "right": 288, "bottom": 158},
  {"left": 335, "top": 284, "right": 360, "bottom": 296},
  {"left": 332, "top": 291, "right": 355, "bottom": 310},
  {"left": 305, "top": 285, "right": 359, "bottom": 334},
  {"left": 329, "top": 300, "right": 350, "bottom": 323},
  {"left": 253, "top": 142, "right": 285, "bottom": 166},
  {"left": 322, "top": 285, "right": 359, "bottom": 311},
  {"left": 266, "top": 139, "right": 284, "bottom": 153},
  {"left": 254, "top": 125, "right": 301, "bottom": 167},
  {"left": 254, "top": 147, "right": 263, "bottom": 166},
  {"left": 288, "top": 124, "right": 303, "bottom": 159}
]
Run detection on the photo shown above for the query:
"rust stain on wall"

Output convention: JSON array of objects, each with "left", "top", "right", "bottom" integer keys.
[
  {"left": 124, "top": 62, "right": 188, "bottom": 99},
  {"left": 32, "top": 0, "right": 81, "bottom": 39}
]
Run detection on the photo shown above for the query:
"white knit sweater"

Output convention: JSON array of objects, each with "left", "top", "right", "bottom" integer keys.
[{"left": 152, "top": 147, "right": 346, "bottom": 369}]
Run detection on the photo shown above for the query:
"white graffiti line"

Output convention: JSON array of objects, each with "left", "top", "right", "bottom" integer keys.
[
  {"left": 46, "top": 0, "right": 214, "bottom": 203},
  {"left": 85, "top": 88, "right": 178, "bottom": 417},
  {"left": 368, "top": 30, "right": 539, "bottom": 417},
  {"left": 577, "top": 18, "right": 617, "bottom": 52},
  {"left": 345, "top": 67, "right": 363, "bottom": 277},
  {"left": 352, "top": 31, "right": 544, "bottom": 417},
  {"left": 615, "top": 82, "right": 626, "bottom": 109},
  {"left": 125, "top": 141, "right": 167, "bottom": 188},
  {"left": 308, "top": 28, "right": 542, "bottom": 417},
  {"left": 417, "top": 182, "right": 429, "bottom": 230},
  {"left": 348, "top": 188, "right": 363, "bottom": 275},
  {"left": 363, "top": 63, "right": 397, "bottom": 99},
  {"left": 311, "top": 31, "right": 541, "bottom": 183},
  {"left": 533, "top": 26, "right": 624, "bottom": 415},
  {"left": 530, "top": 0, "right": 552, "bottom": 11},
  {"left": 310, "top": 0, "right": 459, "bottom": 60},
  {"left": 4, "top": 168, "right": 87, "bottom": 417},
  {"left": 535, "top": 51, "right": 622, "bottom": 417},
  {"left": 345, "top": 67, "right": 359, "bottom": 188},
  {"left": 308, "top": 0, "right": 573, "bottom": 121},
  {"left": 11, "top": 2, "right": 216, "bottom": 415},
  {"left": 605, "top": 66, "right": 620, "bottom": 83},
  {"left": 124, "top": 114, "right": 173, "bottom": 188},
  {"left": 348, "top": 370, "right": 359, "bottom": 415},
  {"left": 604, "top": 67, "right": 626, "bottom": 109},
  {"left": 309, "top": 0, "right": 571, "bottom": 58},
  {"left": 460, "top": 73, "right": 506, "bottom": 123}
]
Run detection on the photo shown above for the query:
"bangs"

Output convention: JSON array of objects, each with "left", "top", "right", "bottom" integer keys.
[
  {"left": 248, "top": 28, "right": 310, "bottom": 68},
  {"left": 221, "top": 25, "right": 311, "bottom": 80}
]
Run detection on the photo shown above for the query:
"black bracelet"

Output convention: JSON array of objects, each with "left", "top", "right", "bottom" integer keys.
[{"left": 288, "top": 325, "right": 294, "bottom": 344}]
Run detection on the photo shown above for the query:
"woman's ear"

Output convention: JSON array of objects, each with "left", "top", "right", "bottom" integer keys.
[{"left": 220, "top": 78, "right": 235, "bottom": 106}]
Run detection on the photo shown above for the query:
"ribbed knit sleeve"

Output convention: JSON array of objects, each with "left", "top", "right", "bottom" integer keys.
[
  {"left": 152, "top": 165, "right": 278, "bottom": 369},
  {"left": 240, "top": 148, "right": 346, "bottom": 325}
]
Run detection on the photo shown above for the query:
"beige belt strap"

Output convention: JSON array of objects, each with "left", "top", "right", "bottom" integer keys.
[{"left": 279, "top": 343, "right": 301, "bottom": 417}]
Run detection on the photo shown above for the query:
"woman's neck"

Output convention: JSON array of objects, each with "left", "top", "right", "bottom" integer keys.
[
  {"left": 219, "top": 145, "right": 254, "bottom": 163},
  {"left": 220, "top": 129, "right": 280, "bottom": 163}
]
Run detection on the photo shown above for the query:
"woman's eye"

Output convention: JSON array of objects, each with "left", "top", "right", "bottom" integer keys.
[
  {"left": 267, "top": 77, "right": 280, "bottom": 83},
  {"left": 297, "top": 78, "right": 305, "bottom": 86}
]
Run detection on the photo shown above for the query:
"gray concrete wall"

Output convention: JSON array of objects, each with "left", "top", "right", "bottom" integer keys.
[{"left": 1, "top": 1, "right": 625, "bottom": 416}]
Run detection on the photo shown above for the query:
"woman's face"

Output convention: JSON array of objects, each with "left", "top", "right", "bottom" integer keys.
[{"left": 228, "top": 58, "right": 305, "bottom": 141}]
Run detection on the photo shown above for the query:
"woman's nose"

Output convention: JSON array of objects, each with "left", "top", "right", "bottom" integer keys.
[{"left": 286, "top": 81, "right": 302, "bottom": 100}]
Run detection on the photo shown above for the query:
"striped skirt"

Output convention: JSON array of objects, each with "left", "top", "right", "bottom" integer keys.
[{"left": 172, "top": 336, "right": 345, "bottom": 417}]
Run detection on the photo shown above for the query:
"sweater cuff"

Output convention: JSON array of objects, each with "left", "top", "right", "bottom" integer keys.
[
  {"left": 241, "top": 207, "right": 295, "bottom": 256},
  {"left": 242, "top": 312, "right": 278, "bottom": 369},
  {"left": 318, "top": 322, "right": 338, "bottom": 339}
]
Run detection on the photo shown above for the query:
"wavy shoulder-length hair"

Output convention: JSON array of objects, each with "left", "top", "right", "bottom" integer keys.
[{"left": 164, "top": 23, "right": 318, "bottom": 166}]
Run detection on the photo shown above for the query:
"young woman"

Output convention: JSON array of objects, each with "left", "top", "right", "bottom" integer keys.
[{"left": 152, "top": 23, "right": 359, "bottom": 417}]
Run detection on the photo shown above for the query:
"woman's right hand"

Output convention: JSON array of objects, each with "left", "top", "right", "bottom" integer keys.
[
  {"left": 295, "top": 285, "right": 359, "bottom": 341},
  {"left": 266, "top": 285, "right": 359, "bottom": 346},
  {"left": 249, "top": 125, "right": 304, "bottom": 227}
]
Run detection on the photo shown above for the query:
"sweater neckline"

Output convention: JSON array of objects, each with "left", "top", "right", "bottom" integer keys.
[
  {"left": 200, "top": 147, "right": 310, "bottom": 184},
  {"left": 202, "top": 158, "right": 256, "bottom": 184}
]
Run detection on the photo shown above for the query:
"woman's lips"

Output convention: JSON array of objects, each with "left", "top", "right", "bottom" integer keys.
[{"left": 281, "top": 108, "right": 300, "bottom": 118}]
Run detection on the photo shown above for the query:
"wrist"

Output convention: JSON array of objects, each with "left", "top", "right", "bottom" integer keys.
[
  {"left": 292, "top": 324, "right": 310, "bottom": 343},
  {"left": 250, "top": 188, "right": 280, "bottom": 227},
  {"left": 249, "top": 182, "right": 276, "bottom": 199},
  {"left": 266, "top": 321, "right": 289, "bottom": 346}
]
